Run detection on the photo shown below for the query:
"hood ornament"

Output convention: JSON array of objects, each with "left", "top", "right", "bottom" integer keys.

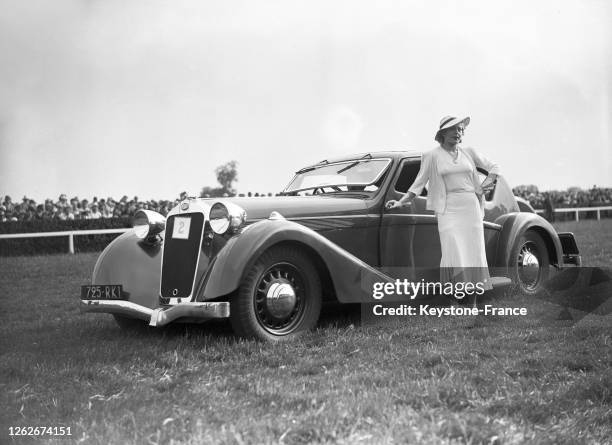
[{"left": 269, "top": 211, "right": 285, "bottom": 220}]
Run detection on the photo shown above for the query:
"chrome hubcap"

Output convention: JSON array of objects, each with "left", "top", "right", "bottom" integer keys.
[
  {"left": 517, "top": 241, "right": 541, "bottom": 289},
  {"left": 265, "top": 281, "right": 297, "bottom": 319},
  {"left": 255, "top": 263, "right": 304, "bottom": 334}
]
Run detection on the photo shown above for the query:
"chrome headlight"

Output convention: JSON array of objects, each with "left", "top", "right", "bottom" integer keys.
[
  {"left": 133, "top": 209, "right": 166, "bottom": 239},
  {"left": 209, "top": 202, "right": 247, "bottom": 235}
]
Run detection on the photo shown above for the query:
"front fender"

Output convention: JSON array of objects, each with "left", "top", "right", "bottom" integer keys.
[
  {"left": 199, "top": 219, "right": 392, "bottom": 303},
  {"left": 494, "top": 212, "right": 563, "bottom": 268},
  {"left": 92, "top": 231, "right": 162, "bottom": 309}
]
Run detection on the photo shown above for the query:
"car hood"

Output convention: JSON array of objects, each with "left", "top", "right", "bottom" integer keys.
[{"left": 199, "top": 196, "right": 369, "bottom": 221}]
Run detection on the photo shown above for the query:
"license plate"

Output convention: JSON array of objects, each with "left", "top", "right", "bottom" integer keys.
[{"left": 81, "top": 285, "right": 124, "bottom": 300}]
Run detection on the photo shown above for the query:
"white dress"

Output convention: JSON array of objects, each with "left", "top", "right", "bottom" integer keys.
[{"left": 437, "top": 150, "right": 492, "bottom": 290}]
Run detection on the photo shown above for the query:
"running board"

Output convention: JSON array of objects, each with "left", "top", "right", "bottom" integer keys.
[{"left": 489, "top": 276, "right": 512, "bottom": 288}]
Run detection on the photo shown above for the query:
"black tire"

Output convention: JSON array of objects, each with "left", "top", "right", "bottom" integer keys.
[
  {"left": 510, "top": 231, "right": 550, "bottom": 294},
  {"left": 230, "top": 246, "right": 322, "bottom": 341},
  {"left": 113, "top": 314, "right": 149, "bottom": 332}
]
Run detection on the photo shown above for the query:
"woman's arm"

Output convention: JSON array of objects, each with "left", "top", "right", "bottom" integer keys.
[
  {"left": 399, "top": 191, "right": 416, "bottom": 205},
  {"left": 408, "top": 150, "right": 432, "bottom": 197},
  {"left": 464, "top": 146, "right": 499, "bottom": 190}
]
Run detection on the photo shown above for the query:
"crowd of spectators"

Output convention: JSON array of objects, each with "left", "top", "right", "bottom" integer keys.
[
  {"left": 0, "top": 194, "right": 178, "bottom": 223},
  {"left": 512, "top": 185, "right": 612, "bottom": 210},
  {"left": 1, "top": 187, "right": 612, "bottom": 223},
  {"left": 0, "top": 192, "right": 274, "bottom": 222}
]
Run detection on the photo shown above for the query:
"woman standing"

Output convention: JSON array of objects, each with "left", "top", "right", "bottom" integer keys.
[{"left": 386, "top": 116, "right": 500, "bottom": 292}]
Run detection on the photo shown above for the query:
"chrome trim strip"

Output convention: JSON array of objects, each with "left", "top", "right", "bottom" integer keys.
[
  {"left": 290, "top": 214, "right": 379, "bottom": 220},
  {"left": 246, "top": 213, "right": 502, "bottom": 230},
  {"left": 382, "top": 214, "right": 438, "bottom": 221},
  {"left": 80, "top": 300, "right": 230, "bottom": 326},
  {"left": 483, "top": 221, "right": 502, "bottom": 230},
  {"left": 383, "top": 213, "right": 502, "bottom": 230},
  {"left": 247, "top": 214, "right": 381, "bottom": 224}
]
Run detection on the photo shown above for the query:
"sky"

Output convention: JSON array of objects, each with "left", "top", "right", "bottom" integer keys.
[{"left": 0, "top": 0, "right": 610, "bottom": 202}]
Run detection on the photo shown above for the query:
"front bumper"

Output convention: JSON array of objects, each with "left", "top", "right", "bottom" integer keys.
[{"left": 80, "top": 300, "right": 230, "bottom": 327}]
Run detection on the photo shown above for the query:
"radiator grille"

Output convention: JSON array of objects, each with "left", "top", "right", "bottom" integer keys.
[{"left": 160, "top": 213, "right": 205, "bottom": 300}]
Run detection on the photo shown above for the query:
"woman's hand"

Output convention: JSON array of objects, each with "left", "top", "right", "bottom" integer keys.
[
  {"left": 481, "top": 175, "right": 497, "bottom": 192},
  {"left": 385, "top": 200, "right": 400, "bottom": 210},
  {"left": 385, "top": 199, "right": 412, "bottom": 210}
]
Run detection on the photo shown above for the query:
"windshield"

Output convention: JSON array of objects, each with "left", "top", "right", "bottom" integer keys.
[{"left": 283, "top": 158, "right": 391, "bottom": 195}]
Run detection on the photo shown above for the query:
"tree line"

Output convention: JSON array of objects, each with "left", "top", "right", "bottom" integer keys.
[{"left": 200, "top": 161, "right": 240, "bottom": 198}]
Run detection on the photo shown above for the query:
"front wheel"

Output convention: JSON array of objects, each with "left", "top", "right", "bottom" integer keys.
[
  {"left": 510, "top": 231, "right": 550, "bottom": 294},
  {"left": 230, "top": 246, "right": 322, "bottom": 341}
]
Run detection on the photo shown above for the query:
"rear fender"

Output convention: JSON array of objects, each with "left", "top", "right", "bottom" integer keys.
[
  {"left": 92, "top": 231, "right": 162, "bottom": 309},
  {"left": 494, "top": 212, "right": 563, "bottom": 268},
  {"left": 199, "top": 219, "right": 391, "bottom": 303}
]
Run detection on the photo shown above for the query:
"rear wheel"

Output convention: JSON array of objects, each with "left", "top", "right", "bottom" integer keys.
[
  {"left": 510, "top": 231, "right": 550, "bottom": 294},
  {"left": 230, "top": 246, "right": 322, "bottom": 341}
]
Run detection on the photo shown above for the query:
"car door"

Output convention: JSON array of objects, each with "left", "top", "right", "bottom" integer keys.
[{"left": 379, "top": 156, "right": 441, "bottom": 281}]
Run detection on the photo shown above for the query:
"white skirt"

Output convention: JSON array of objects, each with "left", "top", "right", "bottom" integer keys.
[{"left": 437, "top": 192, "right": 492, "bottom": 290}]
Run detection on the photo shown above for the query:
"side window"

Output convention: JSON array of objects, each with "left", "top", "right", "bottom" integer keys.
[{"left": 394, "top": 160, "right": 427, "bottom": 196}]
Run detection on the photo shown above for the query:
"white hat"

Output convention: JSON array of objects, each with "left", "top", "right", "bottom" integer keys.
[{"left": 435, "top": 115, "right": 470, "bottom": 141}]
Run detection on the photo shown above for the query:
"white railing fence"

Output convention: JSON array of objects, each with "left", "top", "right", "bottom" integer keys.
[
  {"left": 0, "top": 228, "right": 130, "bottom": 254},
  {"left": 534, "top": 205, "right": 612, "bottom": 222}
]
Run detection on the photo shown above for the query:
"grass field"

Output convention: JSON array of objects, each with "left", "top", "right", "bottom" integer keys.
[
  {"left": 553, "top": 219, "right": 612, "bottom": 267},
  {"left": 1, "top": 220, "right": 611, "bottom": 444}
]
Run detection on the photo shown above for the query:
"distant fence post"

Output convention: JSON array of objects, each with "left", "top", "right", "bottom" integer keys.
[
  {"left": 575, "top": 210, "right": 579, "bottom": 222},
  {"left": 68, "top": 233, "right": 74, "bottom": 254}
]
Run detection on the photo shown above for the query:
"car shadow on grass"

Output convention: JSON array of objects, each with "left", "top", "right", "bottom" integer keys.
[{"left": 124, "top": 318, "right": 238, "bottom": 341}]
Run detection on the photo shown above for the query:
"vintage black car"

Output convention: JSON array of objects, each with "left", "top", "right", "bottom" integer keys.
[{"left": 80, "top": 152, "right": 581, "bottom": 340}]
